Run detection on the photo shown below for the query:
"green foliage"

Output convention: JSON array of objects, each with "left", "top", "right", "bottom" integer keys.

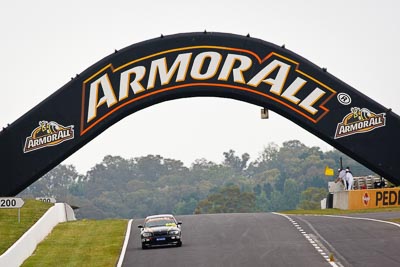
[
  {"left": 173, "top": 198, "right": 198, "bottom": 215},
  {"left": 19, "top": 165, "right": 82, "bottom": 200},
  {"left": 282, "top": 179, "right": 300, "bottom": 210},
  {"left": 195, "top": 185, "right": 256, "bottom": 214},
  {"left": 297, "top": 187, "right": 328, "bottom": 210},
  {"left": 18, "top": 140, "right": 376, "bottom": 218},
  {"left": 223, "top": 149, "right": 250, "bottom": 174}
]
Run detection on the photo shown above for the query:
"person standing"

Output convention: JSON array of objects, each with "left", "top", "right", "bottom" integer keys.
[
  {"left": 335, "top": 168, "right": 347, "bottom": 190},
  {"left": 345, "top": 167, "right": 354, "bottom": 190}
]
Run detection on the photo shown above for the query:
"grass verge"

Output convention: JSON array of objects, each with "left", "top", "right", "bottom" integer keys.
[
  {"left": 0, "top": 199, "right": 53, "bottom": 254},
  {"left": 21, "top": 219, "right": 127, "bottom": 267}
]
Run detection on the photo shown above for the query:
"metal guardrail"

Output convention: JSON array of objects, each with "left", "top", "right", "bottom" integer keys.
[{"left": 353, "top": 176, "right": 388, "bottom": 190}]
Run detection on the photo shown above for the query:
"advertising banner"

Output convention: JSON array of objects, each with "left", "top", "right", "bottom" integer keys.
[
  {"left": 0, "top": 32, "right": 399, "bottom": 196},
  {"left": 345, "top": 188, "right": 400, "bottom": 209}
]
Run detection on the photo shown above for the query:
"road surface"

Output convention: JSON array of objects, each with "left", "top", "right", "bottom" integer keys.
[
  {"left": 292, "top": 212, "right": 400, "bottom": 266},
  {"left": 120, "top": 212, "right": 400, "bottom": 266},
  {"left": 122, "top": 213, "right": 333, "bottom": 267}
]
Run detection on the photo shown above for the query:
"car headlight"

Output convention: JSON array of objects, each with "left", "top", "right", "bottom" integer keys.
[
  {"left": 168, "top": 230, "right": 180, "bottom": 235},
  {"left": 142, "top": 232, "right": 153, "bottom": 237}
]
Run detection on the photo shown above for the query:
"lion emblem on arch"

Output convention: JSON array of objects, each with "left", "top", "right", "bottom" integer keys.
[
  {"left": 34, "top": 121, "right": 64, "bottom": 137},
  {"left": 350, "top": 107, "right": 373, "bottom": 122}
]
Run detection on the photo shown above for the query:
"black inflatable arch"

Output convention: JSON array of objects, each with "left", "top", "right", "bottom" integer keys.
[{"left": 1, "top": 32, "right": 399, "bottom": 196}]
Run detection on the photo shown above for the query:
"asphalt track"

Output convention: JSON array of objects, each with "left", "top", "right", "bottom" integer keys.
[
  {"left": 121, "top": 212, "right": 400, "bottom": 267},
  {"left": 292, "top": 212, "right": 400, "bottom": 267},
  {"left": 122, "top": 213, "right": 332, "bottom": 267}
]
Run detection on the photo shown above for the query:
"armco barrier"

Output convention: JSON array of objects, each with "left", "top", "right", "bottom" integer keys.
[{"left": 0, "top": 203, "right": 76, "bottom": 267}]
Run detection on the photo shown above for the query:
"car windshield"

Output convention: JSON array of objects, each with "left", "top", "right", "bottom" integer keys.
[{"left": 145, "top": 217, "right": 176, "bottom": 228}]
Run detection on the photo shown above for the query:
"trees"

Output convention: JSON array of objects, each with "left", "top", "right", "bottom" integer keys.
[
  {"left": 18, "top": 164, "right": 81, "bottom": 200},
  {"left": 173, "top": 198, "right": 198, "bottom": 215},
  {"left": 195, "top": 185, "right": 256, "bottom": 214},
  {"left": 298, "top": 187, "right": 328, "bottom": 210},
  {"left": 223, "top": 149, "right": 250, "bottom": 174},
  {"left": 282, "top": 179, "right": 300, "bottom": 210},
  {"left": 19, "top": 140, "right": 377, "bottom": 218}
]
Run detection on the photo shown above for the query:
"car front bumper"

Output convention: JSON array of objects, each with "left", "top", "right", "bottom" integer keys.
[{"left": 141, "top": 235, "right": 181, "bottom": 246}]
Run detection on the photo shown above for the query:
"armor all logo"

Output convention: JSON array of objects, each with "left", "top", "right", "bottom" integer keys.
[
  {"left": 23, "top": 121, "right": 74, "bottom": 153},
  {"left": 334, "top": 107, "right": 386, "bottom": 139}
]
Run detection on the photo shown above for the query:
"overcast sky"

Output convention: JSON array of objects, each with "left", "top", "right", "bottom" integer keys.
[{"left": 1, "top": 0, "right": 399, "bottom": 174}]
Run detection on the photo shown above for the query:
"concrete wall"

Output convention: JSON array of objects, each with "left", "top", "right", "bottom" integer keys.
[
  {"left": 0, "top": 203, "right": 76, "bottom": 267},
  {"left": 333, "top": 188, "right": 400, "bottom": 210},
  {"left": 328, "top": 181, "right": 345, "bottom": 193},
  {"left": 333, "top": 191, "right": 349, "bottom": 209}
]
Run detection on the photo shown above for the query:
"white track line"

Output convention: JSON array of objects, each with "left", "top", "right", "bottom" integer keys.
[
  {"left": 323, "top": 214, "right": 400, "bottom": 228},
  {"left": 273, "top": 212, "right": 339, "bottom": 267},
  {"left": 116, "top": 219, "right": 133, "bottom": 267}
]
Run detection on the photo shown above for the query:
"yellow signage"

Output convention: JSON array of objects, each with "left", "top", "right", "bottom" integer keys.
[{"left": 347, "top": 188, "right": 400, "bottom": 209}]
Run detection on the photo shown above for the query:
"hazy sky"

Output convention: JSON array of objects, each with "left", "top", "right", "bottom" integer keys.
[{"left": 1, "top": 0, "right": 399, "bottom": 173}]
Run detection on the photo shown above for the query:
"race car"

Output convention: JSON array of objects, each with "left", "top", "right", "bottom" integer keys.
[{"left": 138, "top": 214, "right": 182, "bottom": 249}]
